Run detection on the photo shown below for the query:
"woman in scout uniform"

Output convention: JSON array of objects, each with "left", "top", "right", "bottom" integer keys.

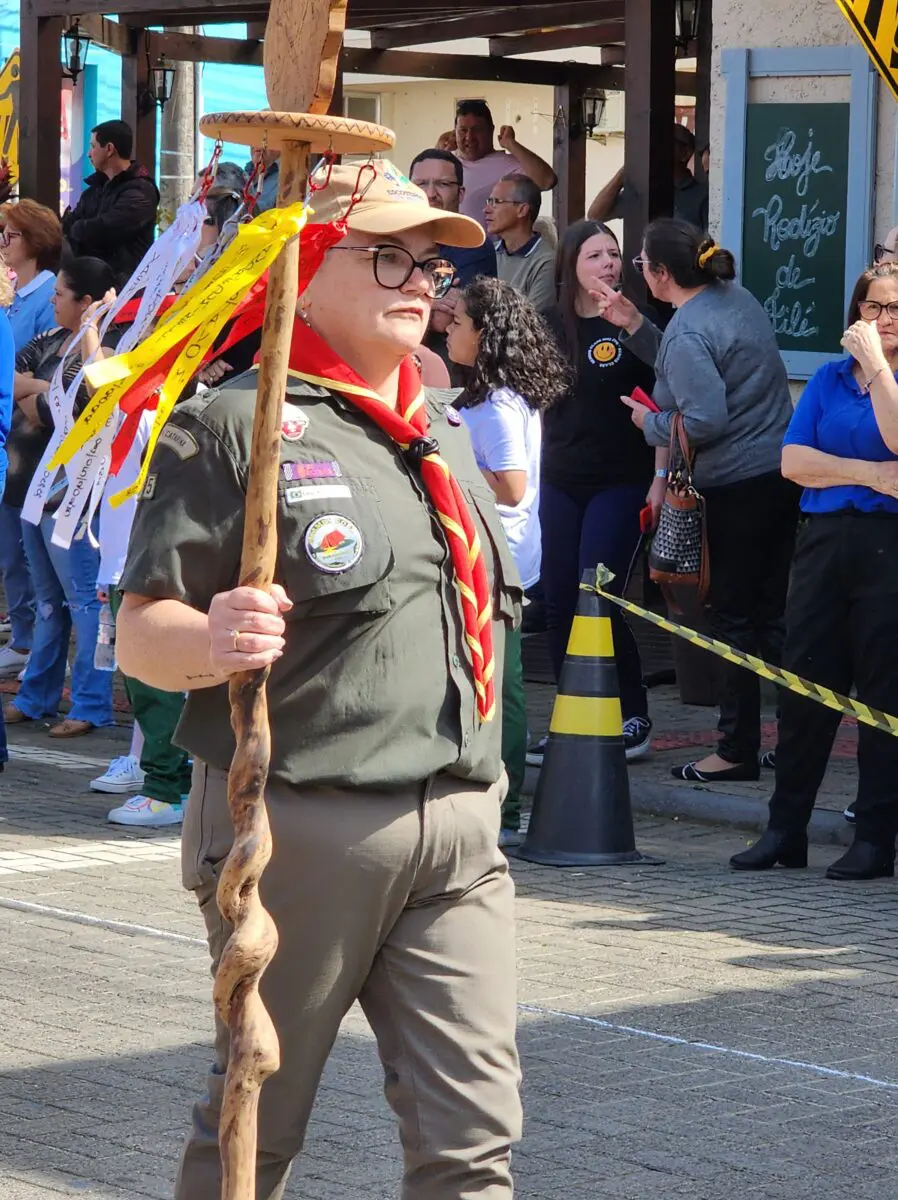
[{"left": 117, "top": 160, "right": 524, "bottom": 1199}]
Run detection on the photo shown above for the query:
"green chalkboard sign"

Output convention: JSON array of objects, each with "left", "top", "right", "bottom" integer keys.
[{"left": 741, "top": 103, "right": 850, "bottom": 356}]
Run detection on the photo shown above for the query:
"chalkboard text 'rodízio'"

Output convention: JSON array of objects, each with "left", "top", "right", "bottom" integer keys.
[{"left": 752, "top": 195, "right": 841, "bottom": 259}]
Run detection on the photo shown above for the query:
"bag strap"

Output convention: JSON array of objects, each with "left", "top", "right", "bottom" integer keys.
[{"left": 668, "top": 412, "right": 696, "bottom": 485}]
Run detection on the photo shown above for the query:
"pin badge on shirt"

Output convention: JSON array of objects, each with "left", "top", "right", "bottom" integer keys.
[
  {"left": 286, "top": 484, "right": 352, "bottom": 504},
  {"left": 304, "top": 513, "right": 363, "bottom": 573},
  {"left": 446, "top": 407, "right": 462, "bottom": 426},
  {"left": 282, "top": 460, "right": 342, "bottom": 481},
  {"left": 282, "top": 403, "right": 309, "bottom": 442}
]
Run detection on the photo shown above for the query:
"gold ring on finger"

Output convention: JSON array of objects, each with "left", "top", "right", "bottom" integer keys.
[{"left": 229, "top": 628, "right": 241, "bottom": 653}]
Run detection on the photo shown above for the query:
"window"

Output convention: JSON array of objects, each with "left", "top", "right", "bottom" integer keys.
[{"left": 344, "top": 93, "right": 381, "bottom": 124}]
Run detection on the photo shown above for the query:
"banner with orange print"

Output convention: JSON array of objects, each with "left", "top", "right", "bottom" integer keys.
[{"left": 835, "top": 0, "right": 898, "bottom": 101}]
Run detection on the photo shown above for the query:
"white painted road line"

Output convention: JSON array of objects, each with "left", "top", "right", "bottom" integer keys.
[
  {"left": 8, "top": 745, "right": 114, "bottom": 770},
  {"left": 3, "top": 894, "right": 898, "bottom": 1096}
]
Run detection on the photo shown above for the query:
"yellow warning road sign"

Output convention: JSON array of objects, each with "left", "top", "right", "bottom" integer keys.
[{"left": 836, "top": 0, "right": 898, "bottom": 102}]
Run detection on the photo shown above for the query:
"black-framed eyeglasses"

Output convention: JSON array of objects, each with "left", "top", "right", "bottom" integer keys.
[
  {"left": 632, "top": 255, "right": 648, "bottom": 272},
  {"left": 874, "top": 243, "right": 897, "bottom": 263},
  {"left": 412, "top": 178, "right": 461, "bottom": 192},
  {"left": 328, "top": 244, "right": 457, "bottom": 298},
  {"left": 858, "top": 299, "right": 898, "bottom": 321}
]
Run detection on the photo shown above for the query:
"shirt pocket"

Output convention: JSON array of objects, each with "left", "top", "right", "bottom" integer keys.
[
  {"left": 276, "top": 475, "right": 395, "bottom": 619},
  {"left": 466, "top": 485, "right": 523, "bottom": 627}
]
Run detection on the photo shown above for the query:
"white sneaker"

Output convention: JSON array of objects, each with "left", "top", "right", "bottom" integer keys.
[
  {"left": 107, "top": 795, "right": 183, "bottom": 827},
  {"left": 90, "top": 754, "right": 146, "bottom": 794},
  {"left": 0, "top": 644, "right": 29, "bottom": 680}
]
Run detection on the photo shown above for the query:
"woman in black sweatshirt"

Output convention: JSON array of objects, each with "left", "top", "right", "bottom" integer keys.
[{"left": 534, "top": 219, "right": 664, "bottom": 764}]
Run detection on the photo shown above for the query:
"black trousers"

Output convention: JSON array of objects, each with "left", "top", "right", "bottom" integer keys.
[
  {"left": 769, "top": 513, "right": 898, "bottom": 844},
  {"left": 702, "top": 470, "right": 800, "bottom": 763}
]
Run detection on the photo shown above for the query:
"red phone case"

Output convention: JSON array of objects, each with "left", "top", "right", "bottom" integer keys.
[{"left": 632, "top": 385, "right": 660, "bottom": 414}]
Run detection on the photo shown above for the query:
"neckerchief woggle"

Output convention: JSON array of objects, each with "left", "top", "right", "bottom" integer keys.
[{"left": 286, "top": 317, "right": 496, "bottom": 724}]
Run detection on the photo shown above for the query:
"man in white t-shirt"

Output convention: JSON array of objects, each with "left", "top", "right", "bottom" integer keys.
[{"left": 455, "top": 100, "right": 556, "bottom": 229}]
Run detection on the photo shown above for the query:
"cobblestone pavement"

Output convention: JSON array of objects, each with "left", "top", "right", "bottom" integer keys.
[{"left": 2, "top": 720, "right": 897, "bottom": 1200}]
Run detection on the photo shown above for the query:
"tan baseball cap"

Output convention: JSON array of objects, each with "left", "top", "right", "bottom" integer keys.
[{"left": 306, "top": 158, "right": 485, "bottom": 249}]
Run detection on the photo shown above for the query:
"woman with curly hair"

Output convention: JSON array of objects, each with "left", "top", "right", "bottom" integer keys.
[{"left": 447, "top": 275, "right": 569, "bottom": 846}]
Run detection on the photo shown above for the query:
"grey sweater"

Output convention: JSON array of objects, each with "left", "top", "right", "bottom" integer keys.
[{"left": 636, "top": 282, "right": 793, "bottom": 488}]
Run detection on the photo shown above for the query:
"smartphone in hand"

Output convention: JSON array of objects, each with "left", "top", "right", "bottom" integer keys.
[{"left": 631, "top": 385, "right": 660, "bottom": 414}]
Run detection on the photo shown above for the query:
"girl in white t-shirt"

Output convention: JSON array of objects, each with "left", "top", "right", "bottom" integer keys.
[{"left": 447, "top": 276, "right": 569, "bottom": 845}]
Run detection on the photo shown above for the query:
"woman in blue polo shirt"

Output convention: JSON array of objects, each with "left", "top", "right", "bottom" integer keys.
[{"left": 732, "top": 262, "right": 898, "bottom": 881}]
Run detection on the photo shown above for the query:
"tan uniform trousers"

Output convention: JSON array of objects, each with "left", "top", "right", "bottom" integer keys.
[{"left": 175, "top": 762, "right": 523, "bottom": 1200}]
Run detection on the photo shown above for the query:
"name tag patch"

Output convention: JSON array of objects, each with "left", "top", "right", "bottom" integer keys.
[
  {"left": 304, "top": 513, "right": 363, "bottom": 574},
  {"left": 157, "top": 425, "right": 199, "bottom": 461},
  {"left": 282, "top": 460, "right": 342, "bottom": 481},
  {"left": 286, "top": 484, "right": 351, "bottom": 504},
  {"left": 282, "top": 403, "right": 309, "bottom": 442}
]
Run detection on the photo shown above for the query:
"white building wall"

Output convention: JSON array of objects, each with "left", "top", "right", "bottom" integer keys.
[
  {"left": 710, "top": 0, "right": 896, "bottom": 243},
  {"left": 345, "top": 77, "right": 625, "bottom": 225}
]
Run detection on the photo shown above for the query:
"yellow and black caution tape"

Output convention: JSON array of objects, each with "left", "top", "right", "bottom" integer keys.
[{"left": 590, "top": 565, "right": 898, "bottom": 739}]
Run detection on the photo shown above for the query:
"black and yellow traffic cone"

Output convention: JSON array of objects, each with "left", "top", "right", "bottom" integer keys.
[{"left": 515, "top": 567, "right": 664, "bottom": 867}]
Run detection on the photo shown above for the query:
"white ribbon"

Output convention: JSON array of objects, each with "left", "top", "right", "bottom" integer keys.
[
  {"left": 33, "top": 198, "right": 205, "bottom": 549},
  {"left": 20, "top": 319, "right": 105, "bottom": 529}
]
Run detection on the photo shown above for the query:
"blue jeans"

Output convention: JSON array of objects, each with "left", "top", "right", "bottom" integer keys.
[
  {"left": 540, "top": 480, "right": 648, "bottom": 721},
  {"left": 17, "top": 514, "right": 113, "bottom": 725},
  {"left": 0, "top": 502, "right": 36, "bottom": 651}
]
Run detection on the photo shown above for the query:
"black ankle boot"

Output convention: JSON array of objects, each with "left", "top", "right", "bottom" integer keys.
[
  {"left": 826, "top": 840, "right": 895, "bottom": 881},
  {"left": 730, "top": 828, "right": 808, "bottom": 871}
]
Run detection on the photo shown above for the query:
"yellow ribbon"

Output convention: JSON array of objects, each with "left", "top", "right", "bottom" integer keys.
[{"left": 49, "top": 203, "right": 308, "bottom": 473}]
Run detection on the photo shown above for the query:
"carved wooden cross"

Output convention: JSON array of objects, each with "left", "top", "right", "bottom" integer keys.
[{"left": 197, "top": 3, "right": 393, "bottom": 1196}]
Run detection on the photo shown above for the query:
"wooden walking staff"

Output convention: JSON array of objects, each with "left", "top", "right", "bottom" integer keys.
[{"left": 198, "top": 2, "right": 393, "bottom": 1196}]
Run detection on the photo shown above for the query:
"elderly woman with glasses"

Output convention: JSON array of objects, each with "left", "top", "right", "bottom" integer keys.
[
  {"left": 115, "top": 161, "right": 524, "bottom": 1197},
  {"left": 731, "top": 262, "right": 898, "bottom": 881}
]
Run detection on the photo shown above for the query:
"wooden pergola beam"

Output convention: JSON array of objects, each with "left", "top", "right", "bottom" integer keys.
[
  {"left": 19, "top": 11, "right": 63, "bottom": 209},
  {"left": 489, "top": 21, "right": 624, "bottom": 57},
  {"left": 344, "top": 48, "right": 696, "bottom": 95},
  {"left": 78, "top": 12, "right": 133, "bottom": 56},
  {"left": 370, "top": 1, "right": 621, "bottom": 47},
  {"left": 147, "top": 29, "right": 264, "bottom": 65},
  {"left": 72, "top": 29, "right": 696, "bottom": 96},
  {"left": 623, "top": 0, "right": 674, "bottom": 299}
]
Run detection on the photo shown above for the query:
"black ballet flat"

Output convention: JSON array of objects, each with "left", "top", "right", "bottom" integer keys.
[{"left": 672, "top": 761, "right": 761, "bottom": 783}]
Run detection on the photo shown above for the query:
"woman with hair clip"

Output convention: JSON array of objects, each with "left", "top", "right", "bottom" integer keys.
[
  {"left": 731, "top": 261, "right": 898, "bottom": 880},
  {"left": 4, "top": 255, "right": 118, "bottom": 738},
  {"left": 620, "top": 217, "right": 798, "bottom": 783},
  {"left": 447, "top": 275, "right": 569, "bottom": 845},
  {"left": 532, "top": 217, "right": 664, "bottom": 767}
]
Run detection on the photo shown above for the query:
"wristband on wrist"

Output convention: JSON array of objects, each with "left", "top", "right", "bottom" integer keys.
[{"left": 655, "top": 468, "right": 668, "bottom": 479}]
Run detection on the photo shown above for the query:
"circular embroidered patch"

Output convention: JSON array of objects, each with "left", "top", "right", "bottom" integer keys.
[
  {"left": 588, "top": 337, "right": 622, "bottom": 367},
  {"left": 304, "top": 513, "right": 364, "bottom": 574}
]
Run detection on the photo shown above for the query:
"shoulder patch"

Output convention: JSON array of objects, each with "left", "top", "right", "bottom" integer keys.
[
  {"left": 141, "top": 473, "right": 158, "bottom": 500},
  {"left": 157, "top": 425, "right": 199, "bottom": 461}
]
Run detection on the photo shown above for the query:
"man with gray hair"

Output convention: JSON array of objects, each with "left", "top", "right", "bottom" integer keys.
[{"left": 485, "top": 174, "right": 556, "bottom": 313}]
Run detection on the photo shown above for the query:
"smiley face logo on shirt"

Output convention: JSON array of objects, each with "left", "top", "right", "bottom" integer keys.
[{"left": 588, "top": 338, "right": 623, "bottom": 368}]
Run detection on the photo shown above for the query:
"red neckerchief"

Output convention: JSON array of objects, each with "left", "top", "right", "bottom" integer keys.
[{"left": 285, "top": 316, "right": 496, "bottom": 723}]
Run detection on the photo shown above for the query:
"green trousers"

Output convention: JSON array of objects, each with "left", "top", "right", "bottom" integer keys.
[
  {"left": 501, "top": 626, "right": 527, "bottom": 832},
  {"left": 111, "top": 589, "right": 192, "bottom": 805}
]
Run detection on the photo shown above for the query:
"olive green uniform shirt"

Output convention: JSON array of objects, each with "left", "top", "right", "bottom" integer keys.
[{"left": 120, "top": 371, "right": 523, "bottom": 791}]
